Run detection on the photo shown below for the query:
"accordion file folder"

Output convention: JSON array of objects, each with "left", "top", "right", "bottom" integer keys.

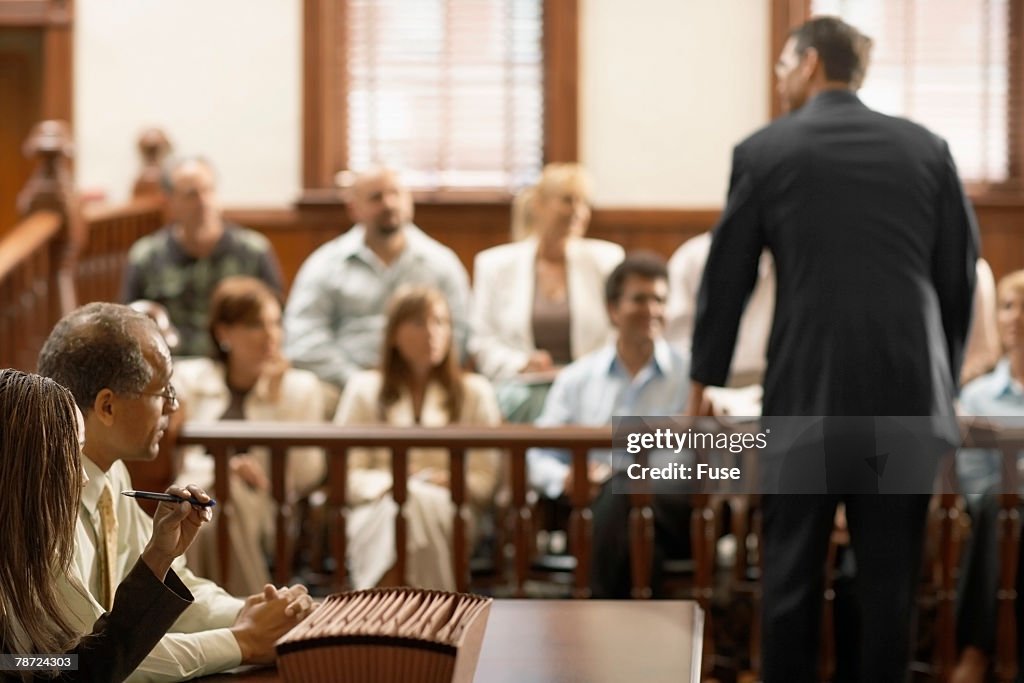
[{"left": 276, "top": 588, "right": 493, "bottom": 683}]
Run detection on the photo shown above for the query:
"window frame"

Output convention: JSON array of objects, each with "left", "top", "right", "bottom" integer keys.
[
  {"left": 301, "top": 0, "right": 577, "bottom": 202},
  {"left": 769, "top": 0, "right": 1024, "bottom": 198}
]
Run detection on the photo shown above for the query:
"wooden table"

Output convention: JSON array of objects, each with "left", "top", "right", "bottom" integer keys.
[{"left": 199, "top": 600, "right": 703, "bottom": 683}]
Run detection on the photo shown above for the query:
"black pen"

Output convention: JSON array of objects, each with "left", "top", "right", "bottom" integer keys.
[{"left": 121, "top": 490, "right": 217, "bottom": 508}]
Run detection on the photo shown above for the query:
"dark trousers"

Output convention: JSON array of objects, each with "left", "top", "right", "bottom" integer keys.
[
  {"left": 956, "top": 489, "right": 1024, "bottom": 674},
  {"left": 761, "top": 494, "right": 931, "bottom": 683},
  {"left": 589, "top": 472, "right": 692, "bottom": 599}
]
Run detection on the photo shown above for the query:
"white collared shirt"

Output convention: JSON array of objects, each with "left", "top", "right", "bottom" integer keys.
[{"left": 58, "top": 456, "right": 246, "bottom": 682}]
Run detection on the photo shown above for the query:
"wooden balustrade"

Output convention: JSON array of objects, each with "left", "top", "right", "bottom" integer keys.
[
  {"left": 1, "top": 120, "right": 75, "bottom": 370},
  {"left": 77, "top": 196, "right": 166, "bottom": 305},
  {"left": 177, "top": 423, "right": 614, "bottom": 595},
  {"left": 2, "top": 122, "right": 168, "bottom": 371},
  {"left": 175, "top": 419, "right": 1024, "bottom": 681},
  {"left": 959, "top": 422, "right": 1024, "bottom": 683},
  {"left": 0, "top": 210, "right": 67, "bottom": 369}
]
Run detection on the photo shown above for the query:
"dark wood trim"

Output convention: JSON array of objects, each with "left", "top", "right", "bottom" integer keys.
[
  {"left": 225, "top": 195, "right": 1024, "bottom": 292},
  {"left": 0, "top": 0, "right": 72, "bottom": 123},
  {"left": 0, "top": 0, "right": 70, "bottom": 27},
  {"left": 768, "top": 0, "right": 810, "bottom": 120},
  {"left": 302, "top": 0, "right": 343, "bottom": 189},
  {"left": 543, "top": 0, "right": 579, "bottom": 163},
  {"left": 223, "top": 207, "right": 301, "bottom": 230},
  {"left": 1008, "top": 0, "right": 1023, "bottom": 184},
  {"left": 40, "top": 0, "right": 72, "bottom": 122}
]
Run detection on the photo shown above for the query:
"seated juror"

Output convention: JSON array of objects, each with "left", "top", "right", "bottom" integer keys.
[{"left": 528, "top": 253, "right": 692, "bottom": 597}]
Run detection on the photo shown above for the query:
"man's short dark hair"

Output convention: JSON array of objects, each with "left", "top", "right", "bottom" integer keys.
[
  {"left": 605, "top": 252, "right": 668, "bottom": 305},
  {"left": 37, "top": 302, "right": 156, "bottom": 413},
  {"left": 790, "top": 16, "right": 872, "bottom": 86}
]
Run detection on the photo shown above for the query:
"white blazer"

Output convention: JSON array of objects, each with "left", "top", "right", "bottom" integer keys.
[{"left": 470, "top": 236, "right": 624, "bottom": 380}]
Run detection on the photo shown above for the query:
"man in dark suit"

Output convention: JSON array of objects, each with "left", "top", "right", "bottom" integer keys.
[{"left": 688, "top": 17, "right": 978, "bottom": 683}]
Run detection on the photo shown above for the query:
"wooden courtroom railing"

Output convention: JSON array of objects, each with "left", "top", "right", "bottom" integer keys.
[
  {"left": 177, "top": 419, "right": 1024, "bottom": 682},
  {"left": 1, "top": 122, "right": 169, "bottom": 370},
  {"left": 76, "top": 196, "right": 166, "bottom": 305},
  {"left": 0, "top": 210, "right": 70, "bottom": 370},
  {"left": 177, "top": 423, "right": 615, "bottom": 596},
  {"left": 176, "top": 422, "right": 749, "bottom": 680},
  {"left": 1, "top": 121, "right": 77, "bottom": 370},
  {"left": 960, "top": 421, "right": 1024, "bottom": 683}
]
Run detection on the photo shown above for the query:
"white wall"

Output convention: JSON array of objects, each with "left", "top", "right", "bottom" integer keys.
[
  {"left": 580, "top": 0, "right": 770, "bottom": 206},
  {"left": 75, "top": 0, "right": 768, "bottom": 208},
  {"left": 75, "top": 0, "right": 301, "bottom": 206}
]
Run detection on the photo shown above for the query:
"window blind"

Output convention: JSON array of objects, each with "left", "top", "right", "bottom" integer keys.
[
  {"left": 810, "top": 0, "right": 1015, "bottom": 184},
  {"left": 345, "top": 0, "right": 544, "bottom": 192}
]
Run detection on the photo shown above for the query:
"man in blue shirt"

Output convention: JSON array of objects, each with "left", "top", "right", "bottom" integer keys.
[{"left": 529, "top": 253, "right": 691, "bottom": 597}]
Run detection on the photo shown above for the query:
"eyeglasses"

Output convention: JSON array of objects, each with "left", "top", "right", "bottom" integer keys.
[{"left": 134, "top": 383, "right": 179, "bottom": 409}]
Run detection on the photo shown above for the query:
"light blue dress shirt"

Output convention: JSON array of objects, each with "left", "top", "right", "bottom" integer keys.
[
  {"left": 957, "top": 358, "right": 1024, "bottom": 495},
  {"left": 283, "top": 224, "right": 471, "bottom": 387},
  {"left": 529, "top": 339, "right": 691, "bottom": 498}
]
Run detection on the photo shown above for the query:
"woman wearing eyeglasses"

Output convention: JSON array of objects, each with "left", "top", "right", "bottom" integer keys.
[
  {"left": 171, "top": 276, "right": 326, "bottom": 595},
  {"left": 0, "top": 369, "right": 213, "bottom": 682}
]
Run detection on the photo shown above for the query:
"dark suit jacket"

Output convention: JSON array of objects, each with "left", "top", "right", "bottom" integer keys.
[
  {"left": 691, "top": 90, "right": 978, "bottom": 425},
  {"left": 2, "top": 560, "right": 193, "bottom": 683}
]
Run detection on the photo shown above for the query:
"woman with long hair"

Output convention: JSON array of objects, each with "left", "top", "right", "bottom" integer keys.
[
  {"left": 334, "top": 285, "right": 501, "bottom": 591},
  {"left": 0, "top": 369, "right": 212, "bottom": 682},
  {"left": 471, "top": 163, "right": 624, "bottom": 421},
  {"left": 172, "top": 275, "right": 326, "bottom": 596}
]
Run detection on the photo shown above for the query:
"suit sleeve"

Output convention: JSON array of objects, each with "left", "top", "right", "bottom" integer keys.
[
  {"left": 690, "top": 145, "right": 765, "bottom": 387},
  {"left": 931, "top": 141, "right": 979, "bottom": 388},
  {"left": 37, "top": 561, "right": 193, "bottom": 683}
]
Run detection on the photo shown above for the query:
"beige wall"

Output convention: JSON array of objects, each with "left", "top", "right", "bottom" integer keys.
[
  {"left": 75, "top": 0, "right": 301, "bottom": 206},
  {"left": 580, "top": 0, "right": 769, "bottom": 206},
  {"left": 75, "top": 0, "right": 769, "bottom": 208}
]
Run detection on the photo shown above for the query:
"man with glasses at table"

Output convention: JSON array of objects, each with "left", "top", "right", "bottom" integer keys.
[{"left": 38, "top": 302, "right": 316, "bottom": 682}]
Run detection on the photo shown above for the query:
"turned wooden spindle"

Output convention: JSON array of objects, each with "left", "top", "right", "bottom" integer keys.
[
  {"left": 17, "top": 120, "right": 74, "bottom": 218},
  {"left": 16, "top": 119, "right": 80, "bottom": 314},
  {"left": 132, "top": 127, "right": 172, "bottom": 198}
]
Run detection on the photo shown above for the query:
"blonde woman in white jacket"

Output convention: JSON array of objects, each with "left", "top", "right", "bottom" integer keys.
[
  {"left": 173, "top": 276, "right": 326, "bottom": 595},
  {"left": 471, "top": 164, "right": 624, "bottom": 421}
]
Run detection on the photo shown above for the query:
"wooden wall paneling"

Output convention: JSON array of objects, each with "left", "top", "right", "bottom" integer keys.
[
  {"left": 975, "top": 199, "right": 1024, "bottom": 282},
  {"left": 39, "top": 0, "right": 71, "bottom": 122},
  {"left": 0, "top": 29, "right": 42, "bottom": 235},
  {"left": 224, "top": 206, "right": 342, "bottom": 296},
  {"left": 225, "top": 203, "right": 721, "bottom": 294},
  {"left": 227, "top": 199, "right": 1024, "bottom": 296},
  {"left": 589, "top": 208, "right": 719, "bottom": 257}
]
